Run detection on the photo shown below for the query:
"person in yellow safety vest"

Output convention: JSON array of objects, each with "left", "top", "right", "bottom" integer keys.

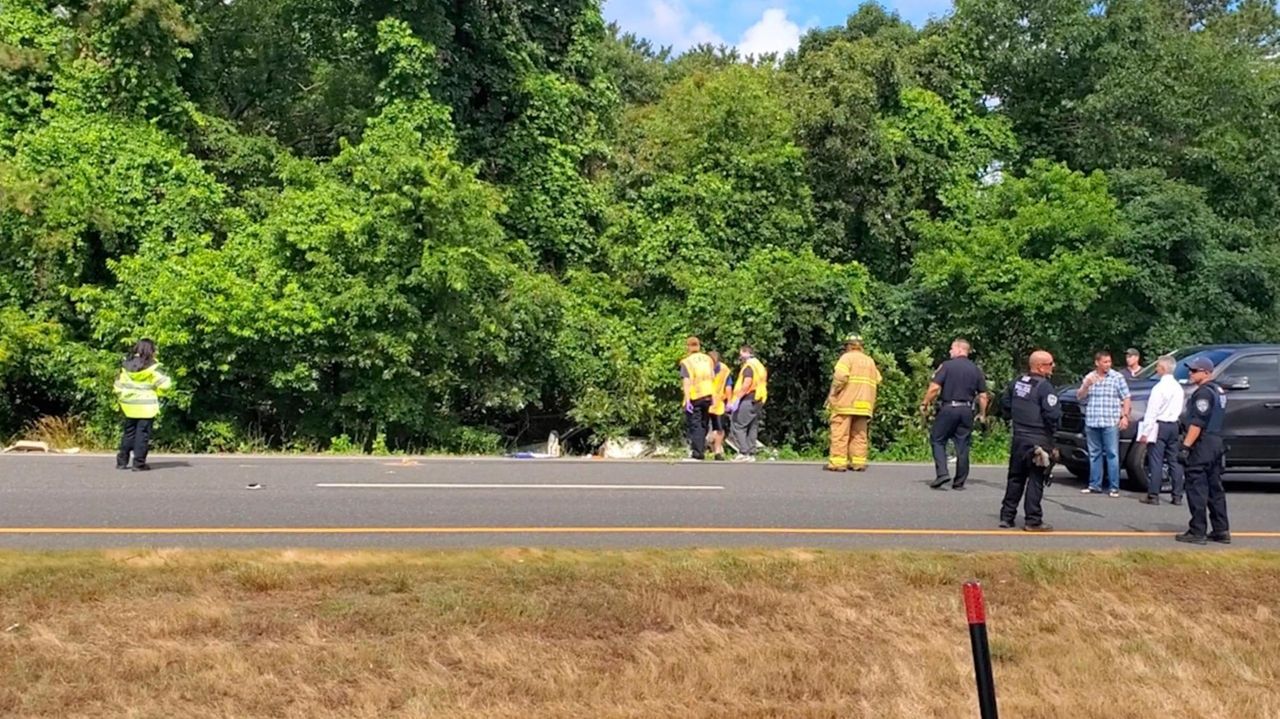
[
  {"left": 707, "top": 351, "right": 734, "bottom": 462},
  {"left": 729, "top": 344, "right": 768, "bottom": 462},
  {"left": 826, "top": 334, "right": 882, "bottom": 472},
  {"left": 680, "top": 336, "right": 717, "bottom": 461},
  {"left": 113, "top": 338, "right": 173, "bottom": 472}
]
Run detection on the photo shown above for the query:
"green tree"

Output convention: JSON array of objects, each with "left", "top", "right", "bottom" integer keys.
[{"left": 910, "top": 161, "right": 1134, "bottom": 369}]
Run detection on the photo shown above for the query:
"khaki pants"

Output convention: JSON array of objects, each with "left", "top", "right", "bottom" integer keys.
[{"left": 829, "top": 415, "right": 870, "bottom": 468}]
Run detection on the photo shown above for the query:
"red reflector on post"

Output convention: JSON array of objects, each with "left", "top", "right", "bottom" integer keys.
[{"left": 963, "top": 581, "right": 986, "bottom": 625}]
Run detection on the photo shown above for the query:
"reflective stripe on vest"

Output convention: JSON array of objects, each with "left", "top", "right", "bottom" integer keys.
[
  {"left": 114, "top": 368, "right": 170, "bottom": 419},
  {"left": 681, "top": 353, "right": 716, "bottom": 401}
]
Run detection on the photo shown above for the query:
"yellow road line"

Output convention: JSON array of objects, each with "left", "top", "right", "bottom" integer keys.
[{"left": 1, "top": 527, "right": 1279, "bottom": 538}]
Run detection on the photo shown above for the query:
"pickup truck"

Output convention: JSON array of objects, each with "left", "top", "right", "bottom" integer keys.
[{"left": 1053, "top": 345, "right": 1280, "bottom": 491}]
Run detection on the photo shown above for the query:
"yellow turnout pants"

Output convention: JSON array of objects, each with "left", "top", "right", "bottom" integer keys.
[{"left": 829, "top": 415, "right": 870, "bottom": 468}]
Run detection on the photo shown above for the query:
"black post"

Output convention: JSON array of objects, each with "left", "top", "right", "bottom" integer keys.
[{"left": 963, "top": 580, "right": 999, "bottom": 719}]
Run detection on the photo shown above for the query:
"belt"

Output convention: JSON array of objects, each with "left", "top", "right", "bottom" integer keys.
[{"left": 943, "top": 401, "right": 973, "bottom": 407}]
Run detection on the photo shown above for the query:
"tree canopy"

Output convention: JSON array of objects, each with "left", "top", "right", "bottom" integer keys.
[{"left": 3, "top": 0, "right": 1279, "bottom": 453}]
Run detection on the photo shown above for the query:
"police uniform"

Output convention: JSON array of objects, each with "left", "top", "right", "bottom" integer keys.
[
  {"left": 1181, "top": 381, "right": 1230, "bottom": 540},
  {"left": 929, "top": 357, "right": 987, "bottom": 489},
  {"left": 999, "top": 373, "right": 1062, "bottom": 529}
]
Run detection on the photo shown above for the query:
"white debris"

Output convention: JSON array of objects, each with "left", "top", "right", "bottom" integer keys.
[{"left": 1, "top": 440, "right": 50, "bottom": 454}]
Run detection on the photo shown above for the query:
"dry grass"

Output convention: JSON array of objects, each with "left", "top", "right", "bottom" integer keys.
[
  {"left": 1, "top": 549, "right": 1277, "bottom": 718},
  {"left": 18, "top": 415, "right": 98, "bottom": 451}
]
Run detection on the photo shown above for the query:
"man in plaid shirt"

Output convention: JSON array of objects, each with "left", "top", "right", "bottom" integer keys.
[{"left": 1077, "top": 350, "right": 1132, "bottom": 497}]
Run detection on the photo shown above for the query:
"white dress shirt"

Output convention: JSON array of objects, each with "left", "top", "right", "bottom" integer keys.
[{"left": 1144, "top": 374, "right": 1185, "bottom": 424}]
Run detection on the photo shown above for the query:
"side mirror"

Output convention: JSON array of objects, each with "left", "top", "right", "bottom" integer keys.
[{"left": 1222, "top": 376, "right": 1250, "bottom": 391}]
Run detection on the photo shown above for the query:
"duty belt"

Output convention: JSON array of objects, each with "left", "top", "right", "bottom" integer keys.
[{"left": 943, "top": 401, "right": 972, "bottom": 407}]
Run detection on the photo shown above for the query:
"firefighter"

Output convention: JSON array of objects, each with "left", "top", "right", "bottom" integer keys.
[{"left": 825, "top": 335, "right": 882, "bottom": 472}]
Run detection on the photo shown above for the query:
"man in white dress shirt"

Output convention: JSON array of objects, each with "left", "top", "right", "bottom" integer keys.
[{"left": 1139, "top": 355, "right": 1185, "bottom": 505}]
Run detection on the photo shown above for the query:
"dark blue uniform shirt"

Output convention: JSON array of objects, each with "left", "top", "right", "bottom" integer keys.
[
  {"left": 1002, "top": 374, "right": 1062, "bottom": 441},
  {"left": 1184, "top": 381, "right": 1227, "bottom": 464},
  {"left": 933, "top": 357, "right": 988, "bottom": 403}
]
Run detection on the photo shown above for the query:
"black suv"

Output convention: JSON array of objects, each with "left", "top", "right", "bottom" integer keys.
[{"left": 1053, "top": 345, "right": 1280, "bottom": 490}]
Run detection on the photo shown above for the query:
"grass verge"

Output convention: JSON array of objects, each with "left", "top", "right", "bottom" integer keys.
[{"left": 1, "top": 550, "right": 1276, "bottom": 718}]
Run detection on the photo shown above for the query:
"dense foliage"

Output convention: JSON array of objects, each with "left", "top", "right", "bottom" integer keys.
[{"left": 3, "top": 0, "right": 1279, "bottom": 453}]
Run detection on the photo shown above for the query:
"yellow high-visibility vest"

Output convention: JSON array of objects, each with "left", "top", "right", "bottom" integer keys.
[
  {"left": 737, "top": 357, "right": 768, "bottom": 403},
  {"left": 114, "top": 364, "right": 174, "bottom": 419},
  {"left": 681, "top": 352, "right": 716, "bottom": 401},
  {"left": 710, "top": 363, "right": 731, "bottom": 415}
]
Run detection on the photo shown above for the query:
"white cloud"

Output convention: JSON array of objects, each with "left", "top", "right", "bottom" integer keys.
[
  {"left": 736, "top": 8, "right": 802, "bottom": 58},
  {"left": 603, "top": 2, "right": 804, "bottom": 58},
  {"left": 604, "top": 0, "right": 726, "bottom": 52}
]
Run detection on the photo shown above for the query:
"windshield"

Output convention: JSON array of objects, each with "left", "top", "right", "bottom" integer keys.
[{"left": 1134, "top": 348, "right": 1234, "bottom": 382}]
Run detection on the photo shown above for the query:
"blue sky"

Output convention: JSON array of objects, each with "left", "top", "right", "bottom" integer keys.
[{"left": 603, "top": 0, "right": 954, "bottom": 56}]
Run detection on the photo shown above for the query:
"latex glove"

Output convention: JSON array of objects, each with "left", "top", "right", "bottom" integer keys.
[
  {"left": 684, "top": 400, "right": 694, "bottom": 414},
  {"left": 728, "top": 399, "right": 740, "bottom": 413}
]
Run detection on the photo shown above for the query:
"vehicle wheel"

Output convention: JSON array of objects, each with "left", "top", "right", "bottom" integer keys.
[{"left": 1122, "top": 442, "right": 1148, "bottom": 492}]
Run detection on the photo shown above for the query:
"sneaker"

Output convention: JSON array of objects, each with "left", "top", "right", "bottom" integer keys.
[
  {"left": 951, "top": 484, "right": 966, "bottom": 491},
  {"left": 1209, "top": 532, "right": 1232, "bottom": 544},
  {"left": 1081, "top": 487, "right": 1103, "bottom": 494},
  {"left": 929, "top": 476, "right": 951, "bottom": 489},
  {"left": 1175, "top": 532, "right": 1208, "bottom": 545},
  {"left": 1023, "top": 523, "right": 1054, "bottom": 532},
  {"left": 998, "top": 520, "right": 1015, "bottom": 529},
  {"left": 1170, "top": 496, "right": 1183, "bottom": 506},
  {"left": 1108, "top": 490, "right": 1121, "bottom": 498},
  {"left": 823, "top": 464, "right": 847, "bottom": 473},
  {"left": 1139, "top": 495, "right": 1160, "bottom": 505}
]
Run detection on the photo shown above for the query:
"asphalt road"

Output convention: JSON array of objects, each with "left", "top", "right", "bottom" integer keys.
[{"left": 2, "top": 454, "right": 1278, "bottom": 550}]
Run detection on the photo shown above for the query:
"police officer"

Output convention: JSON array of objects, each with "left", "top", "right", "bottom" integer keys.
[
  {"left": 999, "top": 350, "right": 1061, "bottom": 532},
  {"left": 922, "top": 338, "right": 989, "bottom": 490},
  {"left": 1175, "top": 356, "right": 1231, "bottom": 544}
]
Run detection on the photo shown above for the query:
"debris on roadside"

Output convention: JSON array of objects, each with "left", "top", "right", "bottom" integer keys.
[
  {"left": 510, "top": 431, "right": 563, "bottom": 459},
  {"left": 597, "top": 438, "right": 676, "bottom": 459},
  {"left": 1, "top": 440, "right": 50, "bottom": 454}
]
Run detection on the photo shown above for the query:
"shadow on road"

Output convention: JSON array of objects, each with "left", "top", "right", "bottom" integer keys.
[{"left": 140, "top": 461, "right": 192, "bottom": 470}]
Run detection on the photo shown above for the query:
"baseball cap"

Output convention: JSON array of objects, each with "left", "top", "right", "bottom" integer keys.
[
  {"left": 1125, "top": 347, "right": 1139, "bottom": 356},
  {"left": 1187, "top": 357, "right": 1214, "bottom": 373}
]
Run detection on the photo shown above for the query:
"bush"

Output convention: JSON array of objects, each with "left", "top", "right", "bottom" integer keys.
[{"left": 328, "top": 434, "right": 357, "bottom": 455}]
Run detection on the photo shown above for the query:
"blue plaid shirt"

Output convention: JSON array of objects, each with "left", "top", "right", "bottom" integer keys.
[{"left": 1082, "top": 369, "right": 1130, "bottom": 428}]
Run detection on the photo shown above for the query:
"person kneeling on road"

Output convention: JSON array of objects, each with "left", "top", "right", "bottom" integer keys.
[{"left": 999, "top": 350, "right": 1062, "bottom": 532}]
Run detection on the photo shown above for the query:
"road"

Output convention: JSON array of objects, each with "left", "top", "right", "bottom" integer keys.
[{"left": 1, "top": 454, "right": 1278, "bottom": 549}]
